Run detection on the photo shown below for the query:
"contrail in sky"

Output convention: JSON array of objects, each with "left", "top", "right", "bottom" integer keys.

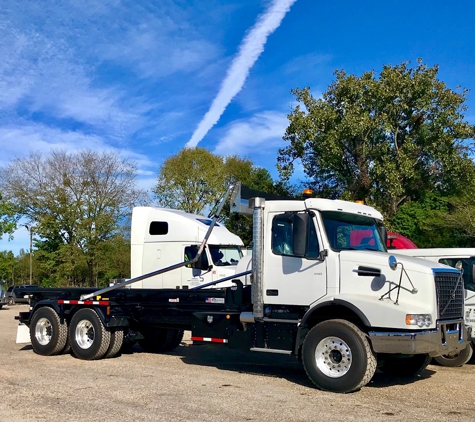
[{"left": 186, "top": 0, "right": 298, "bottom": 148}]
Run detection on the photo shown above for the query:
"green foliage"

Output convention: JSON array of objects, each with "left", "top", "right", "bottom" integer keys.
[
  {"left": 0, "top": 250, "right": 15, "bottom": 285},
  {"left": 0, "top": 150, "right": 147, "bottom": 287},
  {"left": 0, "top": 192, "right": 19, "bottom": 240},
  {"left": 433, "top": 179, "right": 475, "bottom": 245},
  {"left": 279, "top": 59, "right": 475, "bottom": 218},
  {"left": 153, "top": 148, "right": 226, "bottom": 215},
  {"left": 390, "top": 193, "right": 455, "bottom": 247}
]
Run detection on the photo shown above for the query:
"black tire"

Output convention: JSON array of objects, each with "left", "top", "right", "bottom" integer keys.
[
  {"left": 138, "top": 328, "right": 176, "bottom": 353},
  {"left": 30, "top": 307, "right": 68, "bottom": 356},
  {"left": 69, "top": 308, "right": 111, "bottom": 360},
  {"left": 301, "top": 319, "right": 377, "bottom": 393},
  {"left": 0, "top": 304, "right": 3, "bottom": 310},
  {"left": 166, "top": 330, "right": 184, "bottom": 351},
  {"left": 433, "top": 344, "right": 473, "bottom": 367},
  {"left": 104, "top": 329, "right": 124, "bottom": 359},
  {"left": 379, "top": 354, "right": 431, "bottom": 376}
]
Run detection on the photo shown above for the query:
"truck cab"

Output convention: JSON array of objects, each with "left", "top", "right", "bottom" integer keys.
[{"left": 130, "top": 207, "right": 243, "bottom": 289}]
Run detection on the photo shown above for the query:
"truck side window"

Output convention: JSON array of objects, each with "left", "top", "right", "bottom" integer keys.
[
  {"left": 149, "top": 221, "right": 168, "bottom": 235},
  {"left": 437, "top": 258, "right": 475, "bottom": 292},
  {"left": 272, "top": 214, "right": 319, "bottom": 258},
  {"left": 184, "top": 246, "right": 209, "bottom": 269},
  {"left": 272, "top": 216, "right": 294, "bottom": 256}
]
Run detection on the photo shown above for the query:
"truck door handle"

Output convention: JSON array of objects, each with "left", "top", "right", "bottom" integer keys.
[
  {"left": 266, "top": 289, "right": 278, "bottom": 296},
  {"left": 356, "top": 266, "right": 381, "bottom": 277}
]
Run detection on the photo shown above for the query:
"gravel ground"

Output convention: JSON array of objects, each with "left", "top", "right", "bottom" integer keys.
[{"left": 1, "top": 304, "right": 475, "bottom": 422}]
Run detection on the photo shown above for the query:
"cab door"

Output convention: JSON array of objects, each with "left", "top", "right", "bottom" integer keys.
[
  {"left": 181, "top": 245, "right": 213, "bottom": 288},
  {"left": 263, "top": 212, "right": 327, "bottom": 306}
]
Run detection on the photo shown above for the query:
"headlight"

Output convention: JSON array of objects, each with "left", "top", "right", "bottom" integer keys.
[{"left": 406, "top": 314, "right": 432, "bottom": 327}]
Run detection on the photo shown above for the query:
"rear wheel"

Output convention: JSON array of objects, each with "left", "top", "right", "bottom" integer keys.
[
  {"left": 167, "top": 330, "right": 184, "bottom": 351},
  {"left": 301, "top": 319, "right": 377, "bottom": 393},
  {"left": 379, "top": 354, "right": 431, "bottom": 376},
  {"left": 30, "top": 307, "right": 68, "bottom": 356},
  {"left": 104, "top": 329, "right": 124, "bottom": 359},
  {"left": 69, "top": 308, "right": 111, "bottom": 360},
  {"left": 433, "top": 344, "right": 473, "bottom": 367}
]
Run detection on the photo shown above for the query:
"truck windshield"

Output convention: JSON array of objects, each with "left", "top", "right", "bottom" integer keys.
[
  {"left": 209, "top": 245, "right": 242, "bottom": 266},
  {"left": 321, "top": 211, "right": 386, "bottom": 252}
]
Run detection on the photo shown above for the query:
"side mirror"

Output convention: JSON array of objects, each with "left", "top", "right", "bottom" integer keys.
[
  {"left": 293, "top": 213, "right": 308, "bottom": 257},
  {"left": 388, "top": 255, "right": 398, "bottom": 271}
]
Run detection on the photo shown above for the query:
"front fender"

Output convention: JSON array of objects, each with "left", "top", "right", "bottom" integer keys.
[{"left": 294, "top": 299, "right": 371, "bottom": 354}]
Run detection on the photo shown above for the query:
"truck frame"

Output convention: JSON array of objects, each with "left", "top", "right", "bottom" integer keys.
[{"left": 16, "top": 183, "right": 468, "bottom": 393}]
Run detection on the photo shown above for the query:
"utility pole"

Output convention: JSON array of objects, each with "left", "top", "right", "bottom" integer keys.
[{"left": 25, "top": 225, "right": 34, "bottom": 284}]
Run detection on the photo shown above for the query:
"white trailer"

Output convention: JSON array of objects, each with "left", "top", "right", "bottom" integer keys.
[
  {"left": 130, "top": 207, "right": 243, "bottom": 289},
  {"left": 395, "top": 248, "right": 475, "bottom": 366}
]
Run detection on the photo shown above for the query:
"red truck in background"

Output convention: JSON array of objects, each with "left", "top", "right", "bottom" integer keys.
[
  {"left": 387, "top": 232, "right": 418, "bottom": 249},
  {"left": 350, "top": 231, "right": 418, "bottom": 249}
]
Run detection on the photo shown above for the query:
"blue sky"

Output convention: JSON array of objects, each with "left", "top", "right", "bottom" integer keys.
[{"left": 1, "top": 0, "right": 475, "bottom": 254}]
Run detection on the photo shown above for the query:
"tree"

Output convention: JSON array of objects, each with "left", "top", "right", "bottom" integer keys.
[
  {"left": 0, "top": 192, "right": 18, "bottom": 240},
  {"left": 153, "top": 147, "right": 288, "bottom": 245},
  {"left": 0, "top": 150, "right": 148, "bottom": 287},
  {"left": 0, "top": 250, "right": 15, "bottom": 286},
  {"left": 278, "top": 59, "right": 475, "bottom": 218},
  {"left": 153, "top": 148, "right": 225, "bottom": 215},
  {"left": 429, "top": 177, "right": 475, "bottom": 246}
]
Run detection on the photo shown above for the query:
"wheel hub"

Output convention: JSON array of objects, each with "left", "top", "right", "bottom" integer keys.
[
  {"left": 315, "top": 336, "right": 352, "bottom": 378},
  {"left": 35, "top": 317, "right": 53, "bottom": 346},
  {"left": 75, "top": 319, "right": 95, "bottom": 349}
]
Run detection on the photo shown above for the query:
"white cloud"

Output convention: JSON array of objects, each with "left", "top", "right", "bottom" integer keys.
[
  {"left": 0, "top": 123, "right": 154, "bottom": 170},
  {"left": 102, "top": 25, "right": 222, "bottom": 80},
  {"left": 214, "top": 111, "right": 288, "bottom": 156},
  {"left": 186, "top": 0, "right": 298, "bottom": 148}
]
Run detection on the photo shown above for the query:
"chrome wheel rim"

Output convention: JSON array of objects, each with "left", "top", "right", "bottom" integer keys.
[
  {"left": 35, "top": 317, "right": 52, "bottom": 346},
  {"left": 75, "top": 319, "right": 94, "bottom": 349},
  {"left": 315, "top": 336, "right": 352, "bottom": 378}
]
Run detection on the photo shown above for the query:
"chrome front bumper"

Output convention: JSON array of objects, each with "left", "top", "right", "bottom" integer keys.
[{"left": 368, "top": 319, "right": 468, "bottom": 357}]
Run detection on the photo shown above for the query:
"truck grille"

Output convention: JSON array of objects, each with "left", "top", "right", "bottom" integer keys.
[{"left": 434, "top": 272, "right": 464, "bottom": 319}]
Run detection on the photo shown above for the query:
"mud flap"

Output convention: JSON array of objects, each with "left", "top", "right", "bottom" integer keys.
[{"left": 16, "top": 323, "right": 31, "bottom": 344}]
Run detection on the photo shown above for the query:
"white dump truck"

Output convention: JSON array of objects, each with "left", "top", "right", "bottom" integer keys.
[
  {"left": 130, "top": 207, "right": 244, "bottom": 289},
  {"left": 16, "top": 183, "right": 468, "bottom": 393},
  {"left": 395, "top": 248, "right": 475, "bottom": 366}
]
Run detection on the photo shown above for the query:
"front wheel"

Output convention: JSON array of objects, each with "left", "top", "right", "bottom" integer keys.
[
  {"left": 69, "top": 308, "right": 111, "bottom": 360},
  {"left": 433, "top": 344, "right": 473, "bottom": 367},
  {"left": 30, "top": 307, "right": 68, "bottom": 356},
  {"left": 302, "top": 319, "right": 377, "bottom": 393}
]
